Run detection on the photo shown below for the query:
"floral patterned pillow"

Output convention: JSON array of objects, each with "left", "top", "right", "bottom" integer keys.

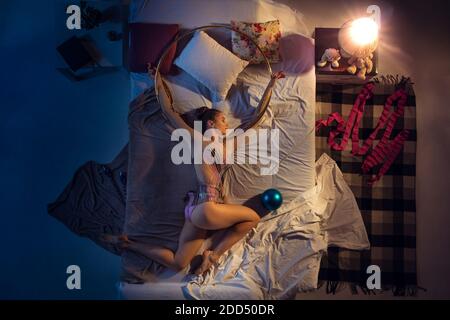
[{"left": 231, "top": 20, "right": 282, "bottom": 64}]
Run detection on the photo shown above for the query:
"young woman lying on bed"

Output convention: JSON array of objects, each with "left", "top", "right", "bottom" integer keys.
[{"left": 109, "top": 67, "right": 285, "bottom": 276}]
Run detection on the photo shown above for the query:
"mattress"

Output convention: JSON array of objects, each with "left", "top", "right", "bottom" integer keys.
[
  {"left": 44, "top": 1, "right": 369, "bottom": 301},
  {"left": 121, "top": 0, "right": 319, "bottom": 298},
  {"left": 129, "top": 4, "right": 316, "bottom": 198},
  {"left": 118, "top": 279, "right": 260, "bottom": 300},
  {"left": 119, "top": 153, "right": 370, "bottom": 300}
]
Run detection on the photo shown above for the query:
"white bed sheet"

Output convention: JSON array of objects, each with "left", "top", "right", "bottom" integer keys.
[
  {"left": 129, "top": 21, "right": 317, "bottom": 197},
  {"left": 118, "top": 153, "right": 370, "bottom": 300}
]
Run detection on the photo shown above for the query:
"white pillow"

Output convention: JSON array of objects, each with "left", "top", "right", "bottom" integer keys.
[{"left": 174, "top": 31, "right": 249, "bottom": 101}]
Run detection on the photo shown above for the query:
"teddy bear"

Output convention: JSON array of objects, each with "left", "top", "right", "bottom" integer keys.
[
  {"left": 317, "top": 48, "right": 341, "bottom": 69},
  {"left": 347, "top": 53, "right": 374, "bottom": 80}
]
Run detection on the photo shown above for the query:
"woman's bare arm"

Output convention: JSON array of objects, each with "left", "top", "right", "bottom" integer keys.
[
  {"left": 236, "top": 71, "right": 284, "bottom": 133},
  {"left": 232, "top": 71, "right": 285, "bottom": 149}
]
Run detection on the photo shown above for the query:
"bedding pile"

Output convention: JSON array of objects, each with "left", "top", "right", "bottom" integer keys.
[
  {"left": 184, "top": 152, "right": 369, "bottom": 299},
  {"left": 315, "top": 78, "right": 418, "bottom": 295},
  {"left": 47, "top": 145, "right": 128, "bottom": 256}
]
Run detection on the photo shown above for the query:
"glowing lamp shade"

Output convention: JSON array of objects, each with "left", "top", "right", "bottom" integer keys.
[{"left": 338, "top": 17, "right": 379, "bottom": 58}]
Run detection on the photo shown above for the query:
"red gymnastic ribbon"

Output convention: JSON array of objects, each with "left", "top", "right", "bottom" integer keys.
[{"left": 315, "top": 82, "right": 410, "bottom": 185}]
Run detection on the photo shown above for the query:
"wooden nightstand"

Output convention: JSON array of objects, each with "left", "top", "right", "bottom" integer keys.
[{"left": 314, "top": 27, "right": 378, "bottom": 84}]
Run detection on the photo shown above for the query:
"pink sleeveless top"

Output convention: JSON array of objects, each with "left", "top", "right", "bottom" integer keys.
[{"left": 193, "top": 145, "right": 225, "bottom": 203}]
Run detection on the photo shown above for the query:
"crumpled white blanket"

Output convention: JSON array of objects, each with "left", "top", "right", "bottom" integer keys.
[{"left": 184, "top": 153, "right": 370, "bottom": 300}]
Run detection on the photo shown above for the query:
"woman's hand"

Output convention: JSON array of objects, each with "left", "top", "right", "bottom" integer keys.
[{"left": 271, "top": 71, "right": 285, "bottom": 80}]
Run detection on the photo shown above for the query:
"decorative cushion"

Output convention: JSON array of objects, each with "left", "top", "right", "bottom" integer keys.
[
  {"left": 128, "top": 23, "right": 179, "bottom": 74},
  {"left": 231, "top": 20, "right": 282, "bottom": 64},
  {"left": 174, "top": 31, "right": 249, "bottom": 101}
]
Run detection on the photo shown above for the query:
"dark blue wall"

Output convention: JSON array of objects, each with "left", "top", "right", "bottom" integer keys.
[{"left": 0, "top": 0, "right": 130, "bottom": 299}]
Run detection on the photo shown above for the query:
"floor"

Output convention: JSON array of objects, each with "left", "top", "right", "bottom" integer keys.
[
  {"left": 1, "top": 0, "right": 449, "bottom": 299},
  {"left": 283, "top": 0, "right": 450, "bottom": 299},
  {"left": 1, "top": 0, "right": 129, "bottom": 299}
]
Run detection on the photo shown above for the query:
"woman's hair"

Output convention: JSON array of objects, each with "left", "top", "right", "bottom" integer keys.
[{"left": 182, "top": 107, "right": 222, "bottom": 134}]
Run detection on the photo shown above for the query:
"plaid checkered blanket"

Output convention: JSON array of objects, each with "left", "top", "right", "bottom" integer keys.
[{"left": 315, "top": 77, "right": 419, "bottom": 296}]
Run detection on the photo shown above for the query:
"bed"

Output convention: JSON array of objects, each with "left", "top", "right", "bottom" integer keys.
[
  {"left": 118, "top": 0, "right": 369, "bottom": 300},
  {"left": 47, "top": 0, "right": 369, "bottom": 300}
]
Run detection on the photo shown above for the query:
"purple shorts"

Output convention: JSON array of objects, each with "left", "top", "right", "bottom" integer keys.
[{"left": 184, "top": 185, "right": 222, "bottom": 222}]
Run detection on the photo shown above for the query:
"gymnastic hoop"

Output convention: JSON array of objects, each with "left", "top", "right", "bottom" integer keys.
[{"left": 154, "top": 24, "right": 273, "bottom": 132}]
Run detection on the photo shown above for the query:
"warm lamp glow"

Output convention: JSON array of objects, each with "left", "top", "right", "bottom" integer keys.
[
  {"left": 338, "top": 17, "right": 380, "bottom": 58},
  {"left": 349, "top": 17, "right": 379, "bottom": 46}
]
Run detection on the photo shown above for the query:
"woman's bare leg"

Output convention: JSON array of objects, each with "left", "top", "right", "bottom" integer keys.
[
  {"left": 103, "top": 221, "right": 207, "bottom": 272},
  {"left": 126, "top": 242, "right": 176, "bottom": 269},
  {"left": 190, "top": 203, "right": 260, "bottom": 275},
  {"left": 103, "top": 202, "right": 259, "bottom": 274},
  {"left": 100, "top": 234, "right": 177, "bottom": 268},
  {"left": 191, "top": 202, "right": 260, "bottom": 230},
  {"left": 212, "top": 220, "right": 258, "bottom": 257},
  {"left": 195, "top": 220, "right": 259, "bottom": 275},
  {"left": 173, "top": 220, "right": 207, "bottom": 270}
]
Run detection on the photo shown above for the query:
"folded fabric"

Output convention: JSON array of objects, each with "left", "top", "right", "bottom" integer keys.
[
  {"left": 47, "top": 145, "right": 129, "bottom": 255},
  {"left": 185, "top": 153, "right": 370, "bottom": 299}
]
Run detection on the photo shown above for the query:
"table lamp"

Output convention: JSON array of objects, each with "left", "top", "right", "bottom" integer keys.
[{"left": 338, "top": 17, "right": 379, "bottom": 59}]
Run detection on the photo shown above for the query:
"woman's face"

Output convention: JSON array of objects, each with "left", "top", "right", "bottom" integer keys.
[{"left": 208, "top": 112, "right": 229, "bottom": 135}]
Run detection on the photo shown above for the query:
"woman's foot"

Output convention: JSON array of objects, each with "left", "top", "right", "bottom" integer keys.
[
  {"left": 271, "top": 71, "right": 285, "bottom": 80},
  {"left": 194, "top": 250, "right": 219, "bottom": 276}
]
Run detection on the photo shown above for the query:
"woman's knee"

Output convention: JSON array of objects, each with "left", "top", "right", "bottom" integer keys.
[
  {"left": 248, "top": 209, "right": 261, "bottom": 224},
  {"left": 246, "top": 213, "right": 260, "bottom": 231},
  {"left": 247, "top": 216, "right": 260, "bottom": 229},
  {"left": 192, "top": 203, "right": 260, "bottom": 230}
]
